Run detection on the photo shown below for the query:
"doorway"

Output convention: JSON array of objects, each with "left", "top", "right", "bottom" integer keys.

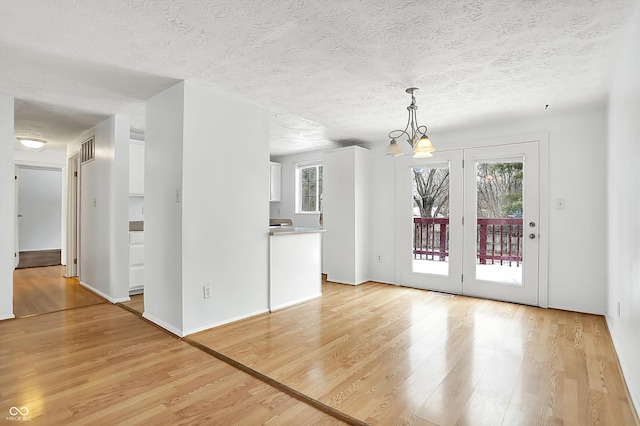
[
  {"left": 15, "top": 165, "right": 63, "bottom": 269},
  {"left": 395, "top": 140, "right": 547, "bottom": 306}
]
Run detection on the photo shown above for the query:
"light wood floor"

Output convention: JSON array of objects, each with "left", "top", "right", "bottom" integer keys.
[
  {"left": 13, "top": 265, "right": 106, "bottom": 318},
  {"left": 0, "top": 303, "right": 344, "bottom": 425},
  {"left": 192, "top": 281, "right": 640, "bottom": 426},
  {"left": 5, "top": 268, "right": 638, "bottom": 425},
  {"left": 122, "top": 293, "right": 144, "bottom": 314}
]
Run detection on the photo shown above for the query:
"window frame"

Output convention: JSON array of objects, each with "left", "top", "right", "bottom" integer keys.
[{"left": 295, "top": 162, "right": 323, "bottom": 214}]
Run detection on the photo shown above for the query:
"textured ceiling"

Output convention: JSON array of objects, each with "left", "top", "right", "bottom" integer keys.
[{"left": 0, "top": 0, "right": 637, "bottom": 154}]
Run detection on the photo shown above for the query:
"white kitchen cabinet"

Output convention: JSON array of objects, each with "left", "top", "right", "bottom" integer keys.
[
  {"left": 129, "top": 231, "right": 144, "bottom": 294},
  {"left": 269, "top": 161, "right": 281, "bottom": 202},
  {"left": 322, "top": 146, "right": 370, "bottom": 285},
  {"left": 129, "top": 140, "right": 145, "bottom": 195}
]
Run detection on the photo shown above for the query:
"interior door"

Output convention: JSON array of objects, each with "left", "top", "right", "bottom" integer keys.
[
  {"left": 462, "top": 142, "right": 539, "bottom": 305},
  {"left": 395, "top": 150, "right": 463, "bottom": 294}
]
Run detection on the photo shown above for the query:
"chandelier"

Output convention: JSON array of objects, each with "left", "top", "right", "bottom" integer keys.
[{"left": 385, "top": 87, "right": 435, "bottom": 158}]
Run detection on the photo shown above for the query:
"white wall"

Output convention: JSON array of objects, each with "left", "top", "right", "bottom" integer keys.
[
  {"left": 14, "top": 146, "right": 68, "bottom": 165},
  {"left": 144, "top": 82, "right": 185, "bottom": 335},
  {"left": 0, "top": 94, "right": 14, "bottom": 320},
  {"left": 145, "top": 81, "right": 270, "bottom": 336},
  {"left": 275, "top": 108, "right": 608, "bottom": 314},
  {"left": 367, "top": 106, "right": 609, "bottom": 314},
  {"left": 181, "top": 81, "right": 270, "bottom": 335},
  {"left": 270, "top": 151, "right": 324, "bottom": 228},
  {"left": 607, "top": 1, "right": 640, "bottom": 413},
  {"left": 18, "top": 167, "right": 62, "bottom": 251},
  {"left": 67, "top": 115, "right": 130, "bottom": 303}
]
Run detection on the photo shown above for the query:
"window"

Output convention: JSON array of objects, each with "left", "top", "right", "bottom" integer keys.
[{"left": 296, "top": 162, "right": 323, "bottom": 213}]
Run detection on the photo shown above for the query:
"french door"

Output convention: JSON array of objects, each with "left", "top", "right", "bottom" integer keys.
[{"left": 396, "top": 142, "right": 541, "bottom": 306}]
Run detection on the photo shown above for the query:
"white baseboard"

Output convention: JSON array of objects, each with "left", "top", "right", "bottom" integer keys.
[
  {"left": 326, "top": 277, "right": 367, "bottom": 286},
  {"left": 142, "top": 312, "right": 185, "bottom": 337},
  {"left": 79, "top": 281, "right": 130, "bottom": 304},
  {"left": 183, "top": 308, "right": 270, "bottom": 336},
  {"left": 547, "top": 303, "right": 604, "bottom": 315},
  {"left": 605, "top": 315, "right": 640, "bottom": 419},
  {"left": 270, "top": 293, "right": 322, "bottom": 312},
  {"left": 0, "top": 312, "right": 15, "bottom": 321},
  {"left": 129, "top": 286, "right": 143, "bottom": 296}
]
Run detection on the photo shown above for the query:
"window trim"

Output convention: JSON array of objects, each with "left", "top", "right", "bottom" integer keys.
[{"left": 295, "top": 161, "right": 323, "bottom": 214}]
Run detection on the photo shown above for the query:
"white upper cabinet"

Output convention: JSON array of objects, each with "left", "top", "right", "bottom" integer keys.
[
  {"left": 270, "top": 161, "right": 281, "bottom": 202},
  {"left": 129, "top": 140, "right": 145, "bottom": 195}
]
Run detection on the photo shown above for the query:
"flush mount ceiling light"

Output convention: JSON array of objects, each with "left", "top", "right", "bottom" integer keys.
[
  {"left": 18, "top": 138, "right": 47, "bottom": 150},
  {"left": 385, "top": 88, "right": 435, "bottom": 158}
]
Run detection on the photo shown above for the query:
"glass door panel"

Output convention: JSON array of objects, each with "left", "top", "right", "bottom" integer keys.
[
  {"left": 475, "top": 160, "right": 524, "bottom": 284},
  {"left": 412, "top": 166, "right": 450, "bottom": 276}
]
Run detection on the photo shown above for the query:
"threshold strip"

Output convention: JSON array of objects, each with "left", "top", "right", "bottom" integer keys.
[
  {"left": 8, "top": 301, "right": 109, "bottom": 321},
  {"left": 183, "top": 337, "right": 369, "bottom": 426},
  {"left": 114, "top": 302, "right": 368, "bottom": 426}
]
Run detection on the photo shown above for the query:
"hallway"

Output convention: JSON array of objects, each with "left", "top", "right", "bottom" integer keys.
[{"left": 13, "top": 265, "right": 106, "bottom": 318}]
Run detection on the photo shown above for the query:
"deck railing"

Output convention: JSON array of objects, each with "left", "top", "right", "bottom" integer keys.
[{"left": 413, "top": 217, "right": 523, "bottom": 265}]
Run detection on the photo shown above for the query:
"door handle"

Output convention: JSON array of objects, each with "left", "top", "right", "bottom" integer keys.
[
  {"left": 17, "top": 214, "right": 23, "bottom": 218},
  {"left": 528, "top": 233, "right": 536, "bottom": 239}
]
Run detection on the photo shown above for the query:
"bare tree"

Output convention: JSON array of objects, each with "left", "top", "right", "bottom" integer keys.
[
  {"left": 476, "top": 162, "right": 522, "bottom": 218},
  {"left": 413, "top": 168, "right": 449, "bottom": 218}
]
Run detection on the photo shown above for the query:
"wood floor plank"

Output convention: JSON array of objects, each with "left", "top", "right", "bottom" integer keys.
[
  {"left": 191, "top": 280, "right": 640, "bottom": 426},
  {"left": 8, "top": 266, "right": 637, "bottom": 425},
  {"left": 0, "top": 303, "right": 345, "bottom": 425},
  {"left": 13, "top": 265, "right": 106, "bottom": 317}
]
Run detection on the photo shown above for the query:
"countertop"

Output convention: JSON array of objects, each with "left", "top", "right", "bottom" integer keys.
[
  {"left": 268, "top": 226, "right": 326, "bottom": 236},
  {"left": 129, "top": 221, "right": 144, "bottom": 231}
]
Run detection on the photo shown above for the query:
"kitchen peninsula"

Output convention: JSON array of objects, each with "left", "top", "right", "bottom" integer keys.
[{"left": 268, "top": 225, "right": 325, "bottom": 311}]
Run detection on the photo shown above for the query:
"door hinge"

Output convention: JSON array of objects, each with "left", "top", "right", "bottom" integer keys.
[
  {"left": 461, "top": 274, "right": 464, "bottom": 283},
  {"left": 73, "top": 258, "right": 77, "bottom": 265},
  {"left": 14, "top": 252, "right": 17, "bottom": 257},
  {"left": 74, "top": 171, "right": 78, "bottom": 177},
  {"left": 15, "top": 175, "right": 17, "bottom": 180},
  {"left": 462, "top": 159, "right": 464, "bottom": 168},
  {"left": 462, "top": 216, "right": 464, "bottom": 225}
]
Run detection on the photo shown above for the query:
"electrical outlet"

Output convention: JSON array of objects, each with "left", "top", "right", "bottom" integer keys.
[
  {"left": 555, "top": 198, "right": 565, "bottom": 210},
  {"left": 377, "top": 254, "right": 383, "bottom": 263},
  {"left": 203, "top": 284, "right": 212, "bottom": 299}
]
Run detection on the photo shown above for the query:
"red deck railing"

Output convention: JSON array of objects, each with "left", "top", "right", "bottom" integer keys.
[{"left": 413, "top": 217, "right": 523, "bottom": 265}]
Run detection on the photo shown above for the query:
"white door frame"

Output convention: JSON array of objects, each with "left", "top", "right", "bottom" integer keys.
[
  {"left": 66, "top": 155, "right": 80, "bottom": 278},
  {"left": 14, "top": 161, "right": 66, "bottom": 269},
  {"left": 394, "top": 132, "right": 549, "bottom": 307},
  {"left": 14, "top": 164, "right": 19, "bottom": 269}
]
